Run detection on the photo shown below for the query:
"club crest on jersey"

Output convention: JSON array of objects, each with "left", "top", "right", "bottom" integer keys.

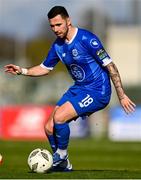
[
  {"left": 90, "top": 39, "right": 99, "bottom": 48},
  {"left": 72, "top": 49, "right": 78, "bottom": 57}
]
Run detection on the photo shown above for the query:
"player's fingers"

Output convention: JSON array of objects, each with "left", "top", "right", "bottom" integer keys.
[
  {"left": 5, "top": 71, "right": 16, "bottom": 74},
  {"left": 129, "top": 100, "right": 136, "bottom": 108},
  {"left": 4, "top": 64, "right": 21, "bottom": 75},
  {"left": 4, "top": 67, "right": 14, "bottom": 73},
  {"left": 4, "top": 64, "right": 19, "bottom": 71},
  {"left": 127, "top": 100, "right": 136, "bottom": 112},
  {"left": 123, "top": 103, "right": 135, "bottom": 114},
  {"left": 5, "top": 69, "right": 12, "bottom": 73},
  {"left": 129, "top": 103, "right": 136, "bottom": 112},
  {"left": 4, "top": 64, "right": 15, "bottom": 69},
  {"left": 5, "top": 67, "right": 13, "bottom": 71},
  {"left": 5, "top": 68, "right": 17, "bottom": 75},
  {"left": 123, "top": 106, "right": 130, "bottom": 114}
]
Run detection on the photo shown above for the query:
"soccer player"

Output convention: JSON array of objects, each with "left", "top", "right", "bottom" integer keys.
[{"left": 4, "top": 6, "right": 136, "bottom": 171}]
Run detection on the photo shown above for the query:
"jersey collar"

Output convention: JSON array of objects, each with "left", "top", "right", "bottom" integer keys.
[{"left": 65, "top": 28, "right": 78, "bottom": 44}]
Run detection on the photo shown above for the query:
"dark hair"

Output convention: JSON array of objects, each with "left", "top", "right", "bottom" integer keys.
[{"left": 47, "top": 6, "right": 69, "bottom": 19}]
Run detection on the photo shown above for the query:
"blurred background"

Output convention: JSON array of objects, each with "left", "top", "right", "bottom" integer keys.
[{"left": 0, "top": 0, "right": 141, "bottom": 141}]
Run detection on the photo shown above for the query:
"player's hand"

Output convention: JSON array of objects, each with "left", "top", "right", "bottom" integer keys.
[
  {"left": 4, "top": 64, "right": 22, "bottom": 75},
  {"left": 120, "top": 94, "right": 136, "bottom": 114}
]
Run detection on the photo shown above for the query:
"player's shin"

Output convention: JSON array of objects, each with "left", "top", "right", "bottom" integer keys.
[
  {"left": 54, "top": 122, "right": 70, "bottom": 158},
  {"left": 45, "top": 130, "right": 57, "bottom": 153}
]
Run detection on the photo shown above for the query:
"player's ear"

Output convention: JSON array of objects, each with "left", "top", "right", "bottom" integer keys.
[{"left": 67, "top": 17, "right": 71, "bottom": 26}]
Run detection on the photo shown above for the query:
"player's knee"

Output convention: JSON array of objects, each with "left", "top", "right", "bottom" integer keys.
[
  {"left": 44, "top": 123, "right": 53, "bottom": 135},
  {"left": 53, "top": 111, "right": 65, "bottom": 124}
]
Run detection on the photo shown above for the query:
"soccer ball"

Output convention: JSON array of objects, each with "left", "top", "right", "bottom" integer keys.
[{"left": 27, "top": 148, "right": 53, "bottom": 173}]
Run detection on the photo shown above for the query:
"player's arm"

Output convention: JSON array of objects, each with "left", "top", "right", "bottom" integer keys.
[
  {"left": 106, "top": 62, "right": 136, "bottom": 114},
  {"left": 84, "top": 33, "right": 136, "bottom": 114},
  {"left": 4, "top": 64, "right": 51, "bottom": 76},
  {"left": 4, "top": 41, "right": 60, "bottom": 76}
]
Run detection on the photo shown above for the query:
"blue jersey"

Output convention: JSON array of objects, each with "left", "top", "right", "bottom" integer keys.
[{"left": 41, "top": 28, "right": 112, "bottom": 96}]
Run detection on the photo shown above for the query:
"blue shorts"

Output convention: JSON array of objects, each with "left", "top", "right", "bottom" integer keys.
[{"left": 56, "top": 85, "right": 111, "bottom": 116}]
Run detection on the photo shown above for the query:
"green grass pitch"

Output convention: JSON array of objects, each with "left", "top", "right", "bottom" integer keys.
[{"left": 0, "top": 138, "right": 141, "bottom": 179}]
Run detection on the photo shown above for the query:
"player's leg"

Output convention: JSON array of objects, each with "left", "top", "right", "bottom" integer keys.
[
  {"left": 52, "top": 101, "right": 78, "bottom": 167},
  {"left": 44, "top": 106, "right": 59, "bottom": 153},
  {"left": 44, "top": 104, "right": 74, "bottom": 171},
  {"left": 53, "top": 90, "right": 111, "bottom": 163},
  {"left": 52, "top": 86, "right": 111, "bottom": 170}
]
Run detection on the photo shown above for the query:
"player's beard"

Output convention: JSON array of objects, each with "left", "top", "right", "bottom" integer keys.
[{"left": 56, "top": 27, "right": 69, "bottom": 40}]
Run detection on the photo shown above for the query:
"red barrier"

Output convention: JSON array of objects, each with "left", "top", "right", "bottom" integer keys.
[{"left": 0, "top": 105, "right": 54, "bottom": 140}]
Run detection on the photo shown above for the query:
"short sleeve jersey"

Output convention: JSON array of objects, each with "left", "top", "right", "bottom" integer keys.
[{"left": 41, "top": 28, "right": 112, "bottom": 95}]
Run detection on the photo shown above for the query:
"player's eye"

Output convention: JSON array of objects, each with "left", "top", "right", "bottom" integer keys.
[
  {"left": 50, "top": 23, "right": 62, "bottom": 28},
  {"left": 55, "top": 23, "right": 62, "bottom": 27}
]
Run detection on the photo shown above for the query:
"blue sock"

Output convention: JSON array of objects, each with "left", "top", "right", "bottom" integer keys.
[
  {"left": 47, "top": 134, "right": 57, "bottom": 153},
  {"left": 54, "top": 123, "right": 70, "bottom": 150}
]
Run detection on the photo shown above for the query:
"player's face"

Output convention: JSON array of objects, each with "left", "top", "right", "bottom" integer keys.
[{"left": 49, "top": 15, "right": 71, "bottom": 39}]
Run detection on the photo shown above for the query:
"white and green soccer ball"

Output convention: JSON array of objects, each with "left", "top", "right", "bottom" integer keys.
[{"left": 27, "top": 148, "right": 53, "bottom": 173}]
